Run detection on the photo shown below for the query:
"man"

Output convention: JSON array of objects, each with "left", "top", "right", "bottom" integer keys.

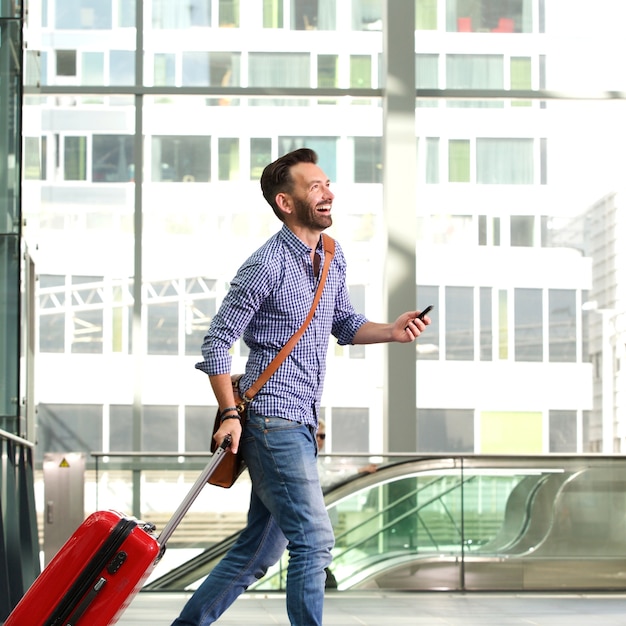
[{"left": 171, "top": 148, "right": 430, "bottom": 626}]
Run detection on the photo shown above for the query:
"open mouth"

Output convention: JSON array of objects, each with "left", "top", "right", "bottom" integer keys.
[{"left": 317, "top": 203, "right": 332, "bottom": 213}]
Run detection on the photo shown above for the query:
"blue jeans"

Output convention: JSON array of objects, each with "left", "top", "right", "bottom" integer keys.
[{"left": 171, "top": 411, "right": 334, "bottom": 626}]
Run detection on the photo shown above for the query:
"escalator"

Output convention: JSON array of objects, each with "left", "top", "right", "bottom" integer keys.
[{"left": 145, "top": 455, "right": 626, "bottom": 592}]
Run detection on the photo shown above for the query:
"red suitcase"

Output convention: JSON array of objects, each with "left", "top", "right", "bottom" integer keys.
[{"left": 6, "top": 436, "right": 232, "bottom": 626}]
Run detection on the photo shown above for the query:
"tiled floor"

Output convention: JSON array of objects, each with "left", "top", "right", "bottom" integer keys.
[{"left": 117, "top": 591, "right": 626, "bottom": 625}]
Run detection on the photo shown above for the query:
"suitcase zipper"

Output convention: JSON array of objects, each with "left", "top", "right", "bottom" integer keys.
[{"left": 45, "top": 517, "right": 138, "bottom": 626}]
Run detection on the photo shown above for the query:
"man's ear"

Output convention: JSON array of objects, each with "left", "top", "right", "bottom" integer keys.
[{"left": 275, "top": 192, "right": 293, "bottom": 217}]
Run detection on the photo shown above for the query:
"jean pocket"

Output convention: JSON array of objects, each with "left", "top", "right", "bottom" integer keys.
[{"left": 248, "top": 413, "right": 302, "bottom": 433}]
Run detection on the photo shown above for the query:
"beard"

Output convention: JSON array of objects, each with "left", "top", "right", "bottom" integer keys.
[{"left": 292, "top": 196, "right": 333, "bottom": 230}]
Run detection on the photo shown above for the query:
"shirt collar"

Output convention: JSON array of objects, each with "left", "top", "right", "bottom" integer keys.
[{"left": 278, "top": 224, "right": 322, "bottom": 255}]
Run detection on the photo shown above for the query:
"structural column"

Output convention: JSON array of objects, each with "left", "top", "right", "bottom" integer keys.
[{"left": 382, "top": 0, "right": 417, "bottom": 452}]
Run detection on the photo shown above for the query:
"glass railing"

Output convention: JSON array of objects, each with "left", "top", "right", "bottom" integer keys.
[
  {"left": 0, "top": 429, "right": 39, "bottom": 620},
  {"left": 249, "top": 455, "right": 626, "bottom": 592},
  {"left": 81, "top": 452, "right": 626, "bottom": 593}
]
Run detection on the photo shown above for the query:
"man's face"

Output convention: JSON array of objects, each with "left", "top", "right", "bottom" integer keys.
[
  {"left": 316, "top": 430, "right": 326, "bottom": 450},
  {"left": 288, "top": 162, "right": 334, "bottom": 231}
]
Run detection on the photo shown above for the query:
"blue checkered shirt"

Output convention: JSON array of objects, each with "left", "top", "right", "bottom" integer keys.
[{"left": 195, "top": 225, "right": 368, "bottom": 427}]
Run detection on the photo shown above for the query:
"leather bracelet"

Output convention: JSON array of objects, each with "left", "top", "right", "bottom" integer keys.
[
  {"left": 220, "top": 414, "right": 241, "bottom": 423},
  {"left": 219, "top": 406, "right": 238, "bottom": 420}
]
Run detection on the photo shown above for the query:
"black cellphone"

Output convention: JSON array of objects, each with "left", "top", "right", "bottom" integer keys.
[{"left": 416, "top": 305, "right": 434, "bottom": 321}]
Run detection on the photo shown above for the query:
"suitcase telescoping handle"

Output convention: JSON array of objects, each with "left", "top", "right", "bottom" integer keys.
[{"left": 156, "top": 435, "right": 232, "bottom": 551}]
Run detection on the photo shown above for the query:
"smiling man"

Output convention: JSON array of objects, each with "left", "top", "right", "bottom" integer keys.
[{"left": 171, "top": 148, "right": 430, "bottom": 626}]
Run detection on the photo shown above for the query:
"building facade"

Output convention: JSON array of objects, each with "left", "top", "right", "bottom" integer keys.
[{"left": 18, "top": 0, "right": 626, "bottom": 470}]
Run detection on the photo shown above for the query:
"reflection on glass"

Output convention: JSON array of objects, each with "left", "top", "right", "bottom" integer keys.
[
  {"left": 446, "top": 286, "right": 474, "bottom": 360},
  {"left": 514, "top": 287, "right": 542, "bottom": 362},
  {"left": 150, "top": 0, "right": 211, "bottom": 29},
  {"left": 447, "top": 0, "right": 532, "bottom": 34},
  {"left": 93, "top": 135, "right": 134, "bottom": 182},
  {"left": 151, "top": 136, "right": 211, "bottom": 182},
  {"left": 548, "top": 289, "right": 576, "bottom": 363}
]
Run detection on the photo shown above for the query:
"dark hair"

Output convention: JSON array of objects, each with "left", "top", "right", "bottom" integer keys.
[{"left": 260, "top": 148, "right": 318, "bottom": 221}]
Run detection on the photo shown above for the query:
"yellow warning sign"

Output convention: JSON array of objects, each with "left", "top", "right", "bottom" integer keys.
[{"left": 59, "top": 458, "right": 70, "bottom": 468}]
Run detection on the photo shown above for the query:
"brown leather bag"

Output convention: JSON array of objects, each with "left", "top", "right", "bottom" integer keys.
[
  {"left": 208, "top": 234, "right": 335, "bottom": 488},
  {"left": 209, "top": 375, "right": 247, "bottom": 488}
]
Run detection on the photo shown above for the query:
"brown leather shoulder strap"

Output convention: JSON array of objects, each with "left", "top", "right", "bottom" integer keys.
[{"left": 243, "top": 234, "right": 335, "bottom": 401}]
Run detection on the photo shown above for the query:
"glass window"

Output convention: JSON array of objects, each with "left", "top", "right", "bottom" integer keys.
[
  {"left": 318, "top": 55, "right": 338, "bottom": 88},
  {"left": 185, "top": 406, "right": 214, "bottom": 451},
  {"left": 151, "top": 136, "right": 211, "bottom": 182},
  {"left": 292, "top": 0, "right": 336, "bottom": 30},
  {"left": 549, "top": 289, "right": 576, "bottom": 363},
  {"left": 331, "top": 408, "right": 369, "bottom": 452},
  {"left": 514, "top": 287, "right": 542, "bottom": 362},
  {"left": 416, "top": 54, "right": 439, "bottom": 88},
  {"left": 36, "top": 404, "right": 103, "bottom": 463},
  {"left": 110, "top": 50, "right": 135, "bottom": 86},
  {"left": 416, "top": 0, "right": 437, "bottom": 30},
  {"left": 64, "top": 136, "right": 87, "bottom": 180},
  {"left": 219, "top": 0, "right": 239, "bottom": 27},
  {"left": 417, "top": 285, "right": 439, "bottom": 359},
  {"left": 348, "top": 285, "right": 366, "bottom": 358},
  {"left": 250, "top": 138, "right": 271, "bottom": 180},
  {"left": 185, "top": 293, "right": 216, "bottom": 356},
  {"left": 447, "top": 54, "right": 504, "bottom": 88},
  {"left": 353, "top": 0, "right": 382, "bottom": 31},
  {"left": 446, "top": 54, "right": 504, "bottom": 108},
  {"left": 476, "top": 138, "right": 533, "bottom": 184},
  {"left": 350, "top": 55, "right": 371, "bottom": 88},
  {"left": 425, "top": 137, "right": 439, "bottom": 183},
  {"left": 447, "top": 0, "right": 532, "bottom": 34},
  {"left": 182, "top": 52, "right": 210, "bottom": 87},
  {"left": 92, "top": 135, "right": 134, "bottom": 182},
  {"left": 511, "top": 215, "right": 535, "bottom": 246},
  {"left": 549, "top": 410, "right": 577, "bottom": 452},
  {"left": 448, "top": 140, "right": 470, "bottom": 182},
  {"left": 72, "top": 309, "right": 104, "bottom": 353},
  {"left": 82, "top": 51, "right": 104, "bottom": 85},
  {"left": 151, "top": 0, "right": 211, "bottom": 29},
  {"left": 154, "top": 53, "right": 176, "bottom": 86},
  {"left": 143, "top": 406, "right": 178, "bottom": 451},
  {"left": 417, "top": 408, "right": 474, "bottom": 452},
  {"left": 110, "top": 405, "right": 133, "bottom": 451},
  {"left": 263, "top": 0, "right": 284, "bottom": 28},
  {"left": 56, "top": 50, "right": 77, "bottom": 76},
  {"left": 446, "top": 286, "right": 474, "bottom": 360},
  {"left": 55, "top": 0, "right": 113, "bottom": 29},
  {"left": 118, "top": 0, "right": 136, "bottom": 28},
  {"left": 218, "top": 138, "right": 240, "bottom": 181},
  {"left": 353, "top": 137, "right": 382, "bottom": 183},
  {"left": 511, "top": 56, "right": 531, "bottom": 106},
  {"left": 147, "top": 302, "right": 179, "bottom": 355},
  {"left": 479, "top": 215, "right": 501, "bottom": 246},
  {"left": 24, "top": 137, "right": 43, "bottom": 180},
  {"left": 39, "top": 275, "right": 66, "bottom": 353},
  {"left": 479, "top": 215, "right": 487, "bottom": 245},
  {"left": 498, "top": 288, "right": 508, "bottom": 359},
  {"left": 582, "top": 411, "right": 592, "bottom": 452},
  {"left": 112, "top": 286, "right": 131, "bottom": 354},
  {"left": 480, "top": 286, "right": 492, "bottom": 361},
  {"left": 249, "top": 52, "right": 310, "bottom": 88},
  {"left": 71, "top": 276, "right": 104, "bottom": 354}
]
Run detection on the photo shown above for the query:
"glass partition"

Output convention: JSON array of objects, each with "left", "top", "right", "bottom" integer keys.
[{"left": 1, "top": 10, "right": 22, "bottom": 430}]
